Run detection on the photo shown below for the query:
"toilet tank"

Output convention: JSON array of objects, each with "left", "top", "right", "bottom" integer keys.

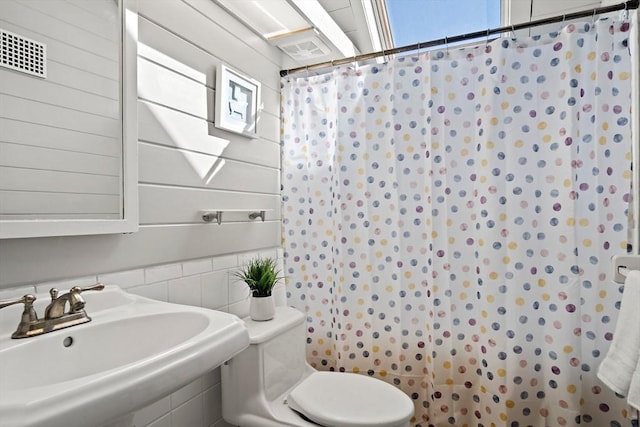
[{"left": 223, "top": 306, "right": 307, "bottom": 406}]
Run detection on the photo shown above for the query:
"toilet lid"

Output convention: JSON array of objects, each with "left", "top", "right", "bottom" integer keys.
[{"left": 287, "top": 372, "right": 414, "bottom": 427}]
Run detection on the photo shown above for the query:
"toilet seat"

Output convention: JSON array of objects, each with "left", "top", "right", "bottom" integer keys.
[{"left": 287, "top": 371, "right": 414, "bottom": 427}]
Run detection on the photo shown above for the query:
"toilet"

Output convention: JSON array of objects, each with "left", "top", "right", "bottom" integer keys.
[{"left": 221, "top": 306, "right": 414, "bottom": 427}]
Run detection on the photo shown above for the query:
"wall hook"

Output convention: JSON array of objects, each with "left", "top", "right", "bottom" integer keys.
[
  {"left": 202, "top": 211, "right": 223, "bottom": 225},
  {"left": 248, "top": 210, "right": 266, "bottom": 222}
]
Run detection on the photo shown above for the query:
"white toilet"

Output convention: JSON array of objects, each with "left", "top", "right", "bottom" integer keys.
[{"left": 222, "top": 306, "right": 414, "bottom": 427}]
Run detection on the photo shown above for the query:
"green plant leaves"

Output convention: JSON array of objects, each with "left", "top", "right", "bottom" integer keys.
[{"left": 233, "top": 257, "right": 283, "bottom": 297}]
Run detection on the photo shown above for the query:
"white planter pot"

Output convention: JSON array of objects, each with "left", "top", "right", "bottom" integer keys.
[{"left": 250, "top": 295, "right": 275, "bottom": 321}]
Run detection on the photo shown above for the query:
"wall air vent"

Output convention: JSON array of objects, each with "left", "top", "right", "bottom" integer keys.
[{"left": 0, "top": 28, "right": 47, "bottom": 78}]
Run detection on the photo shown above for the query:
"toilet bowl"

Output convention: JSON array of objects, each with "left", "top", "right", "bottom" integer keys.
[{"left": 221, "top": 306, "right": 414, "bottom": 427}]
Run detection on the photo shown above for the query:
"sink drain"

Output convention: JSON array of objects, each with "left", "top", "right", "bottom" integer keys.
[{"left": 63, "top": 336, "right": 74, "bottom": 347}]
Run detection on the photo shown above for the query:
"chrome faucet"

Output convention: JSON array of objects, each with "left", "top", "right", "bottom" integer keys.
[{"left": 0, "top": 283, "right": 104, "bottom": 339}]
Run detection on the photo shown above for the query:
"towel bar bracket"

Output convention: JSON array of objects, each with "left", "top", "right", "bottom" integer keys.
[{"left": 613, "top": 254, "right": 640, "bottom": 283}]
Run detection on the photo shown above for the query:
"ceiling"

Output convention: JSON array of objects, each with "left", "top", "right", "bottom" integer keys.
[
  {"left": 213, "top": 0, "right": 384, "bottom": 69},
  {"left": 218, "top": 0, "right": 605, "bottom": 71},
  {"left": 316, "top": 0, "right": 380, "bottom": 54}
]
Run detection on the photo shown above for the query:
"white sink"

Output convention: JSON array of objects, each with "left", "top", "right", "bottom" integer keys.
[{"left": 0, "top": 286, "right": 250, "bottom": 427}]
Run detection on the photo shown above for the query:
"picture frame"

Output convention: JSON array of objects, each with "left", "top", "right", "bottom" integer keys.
[{"left": 215, "top": 64, "right": 260, "bottom": 138}]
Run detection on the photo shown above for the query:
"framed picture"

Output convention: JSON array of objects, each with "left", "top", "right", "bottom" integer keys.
[{"left": 215, "top": 64, "right": 260, "bottom": 138}]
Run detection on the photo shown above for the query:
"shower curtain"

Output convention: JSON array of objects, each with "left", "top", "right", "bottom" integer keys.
[{"left": 281, "top": 14, "right": 635, "bottom": 427}]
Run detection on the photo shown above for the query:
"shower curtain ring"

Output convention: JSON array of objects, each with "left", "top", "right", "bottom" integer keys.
[
  {"left": 510, "top": 24, "right": 518, "bottom": 46},
  {"left": 485, "top": 28, "right": 490, "bottom": 47},
  {"left": 445, "top": 36, "right": 449, "bottom": 55}
]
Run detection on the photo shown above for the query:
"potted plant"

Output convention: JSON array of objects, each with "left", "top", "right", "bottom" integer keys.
[{"left": 233, "top": 257, "right": 282, "bottom": 321}]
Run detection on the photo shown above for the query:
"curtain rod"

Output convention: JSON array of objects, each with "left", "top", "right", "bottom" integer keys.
[{"left": 280, "top": 0, "right": 639, "bottom": 77}]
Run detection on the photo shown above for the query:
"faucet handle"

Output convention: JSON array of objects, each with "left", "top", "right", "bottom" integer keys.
[
  {"left": 77, "top": 283, "right": 105, "bottom": 293},
  {"left": 0, "top": 294, "right": 36, "bottom": 311},
  {"left": 67, "top": 283, "right": 105, "bottom": 313},
  {"left": 0, "top": 294, "right": 38, "bottom": 329}
]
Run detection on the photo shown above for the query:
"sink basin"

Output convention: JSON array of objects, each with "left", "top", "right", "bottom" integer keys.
[{"left": 0, "top": 286, "right": 250, "bottom": 427}]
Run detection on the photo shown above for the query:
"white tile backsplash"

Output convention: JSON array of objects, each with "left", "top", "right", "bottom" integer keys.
[
  {"left": 98, "top": 269, "right": 145, "bottom": 289},
  {"left": 145, "top": 263, "right": 183, "bottom": 284},
  {"left": 201, "top": 271, "right": 229, "bottom": 311},
  {"left": 132, "top": 396, "right": 171, "bottom": 427},
  {"left": 35, "top": 275, "right": 98, "bottom": 294},
  {"left": 171, "top": 378, "right": 203, "bottom": 409},
  {"left": 147, "top": 414, "right": 172, "bottom": 427},
  {"left": 128, "top": 281, "right": 168, "bottom": 301},
  {"left": 183, "top": 258, "right": 213, "bottom": 276},
  {"left": 212, "top": 254, "right": 238, "bottom": 271},
  {"left": 171, "top": 395, "right": 203, "bottom": 427},
  {"left": 8, "top": 249, "right": 277, "bottom": 427},
  {"left": 0, "top": 284, "right": 35, "bottom": 299},
  {"left": 228, "top": 274, "right": 251, "bottom": 305},
  {"left": 203, "top": 384, "right": 223, "bottom": 427},
  {"left": 202, "top": 368, "right": 221, "bottom": 390},
  {"left": 228, "top": 298, "right": 250, "bottom": 319},
  {"left": 33, "top": 249, "right": 277, "bottom": 426},
  {"left": 168, "top": 275, "right": 202, "bottom": 306}
]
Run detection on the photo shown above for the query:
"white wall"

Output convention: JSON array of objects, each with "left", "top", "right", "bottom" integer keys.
[
  {"left": 505, "top": 0, "right": 609, "bottom": 38},
  {"left": 0, "top": 0, "right": 122, "bottom": 221},
  {"left": 507, "top": 0, "right": 602, "bottom": 22},
  {"left": 0, "top": 0, "right": 284, "bottom": 289},
  {"left": 0, "top": 248, "right": 283, "bottom": 427},
  {"left": 0, "top": 1, "right": 285, "bottom": 425},
  {"left": 0, "top": 0, "right": 631, "bottom": 425}
]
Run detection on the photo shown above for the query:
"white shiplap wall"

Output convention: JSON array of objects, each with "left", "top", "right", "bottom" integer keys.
[
  {"left": 506, "top": 0, "right": 605, "bottom": 38},
  {"left": 0, "top": 0, "right": 284, "bottom": 425},
  {"left": 0, "top": 0, "right": 122, "bottom": 220},
  {"left": 0, "top": 0, "right": 284, "bottom": 288},
  {"left": 507, "top": 0, "right": 603, "bottom": 22}
]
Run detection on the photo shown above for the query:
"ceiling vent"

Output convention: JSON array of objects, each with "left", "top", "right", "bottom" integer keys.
[
  {"left": 279, "top": 38, "right": 331, "bottom": 60},
  {"left": 214, "top": 0, "right": 358, "bottom": 64},
  {"left": 269, "top": 28, "right": 332, "bottom": 60}
]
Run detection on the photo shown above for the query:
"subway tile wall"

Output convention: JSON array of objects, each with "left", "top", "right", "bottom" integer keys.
[{"left": 1, "top": 247, "right": 283, "bottom": 427}]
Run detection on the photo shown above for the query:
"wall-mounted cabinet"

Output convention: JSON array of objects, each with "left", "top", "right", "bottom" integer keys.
[{"left": 0, "top": 0, "right": 138, "bottom": 239}]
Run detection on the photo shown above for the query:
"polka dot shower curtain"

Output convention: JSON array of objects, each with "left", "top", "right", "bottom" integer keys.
[{"left": 281, "top": 14, "right": 635, "bottom": 427}]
